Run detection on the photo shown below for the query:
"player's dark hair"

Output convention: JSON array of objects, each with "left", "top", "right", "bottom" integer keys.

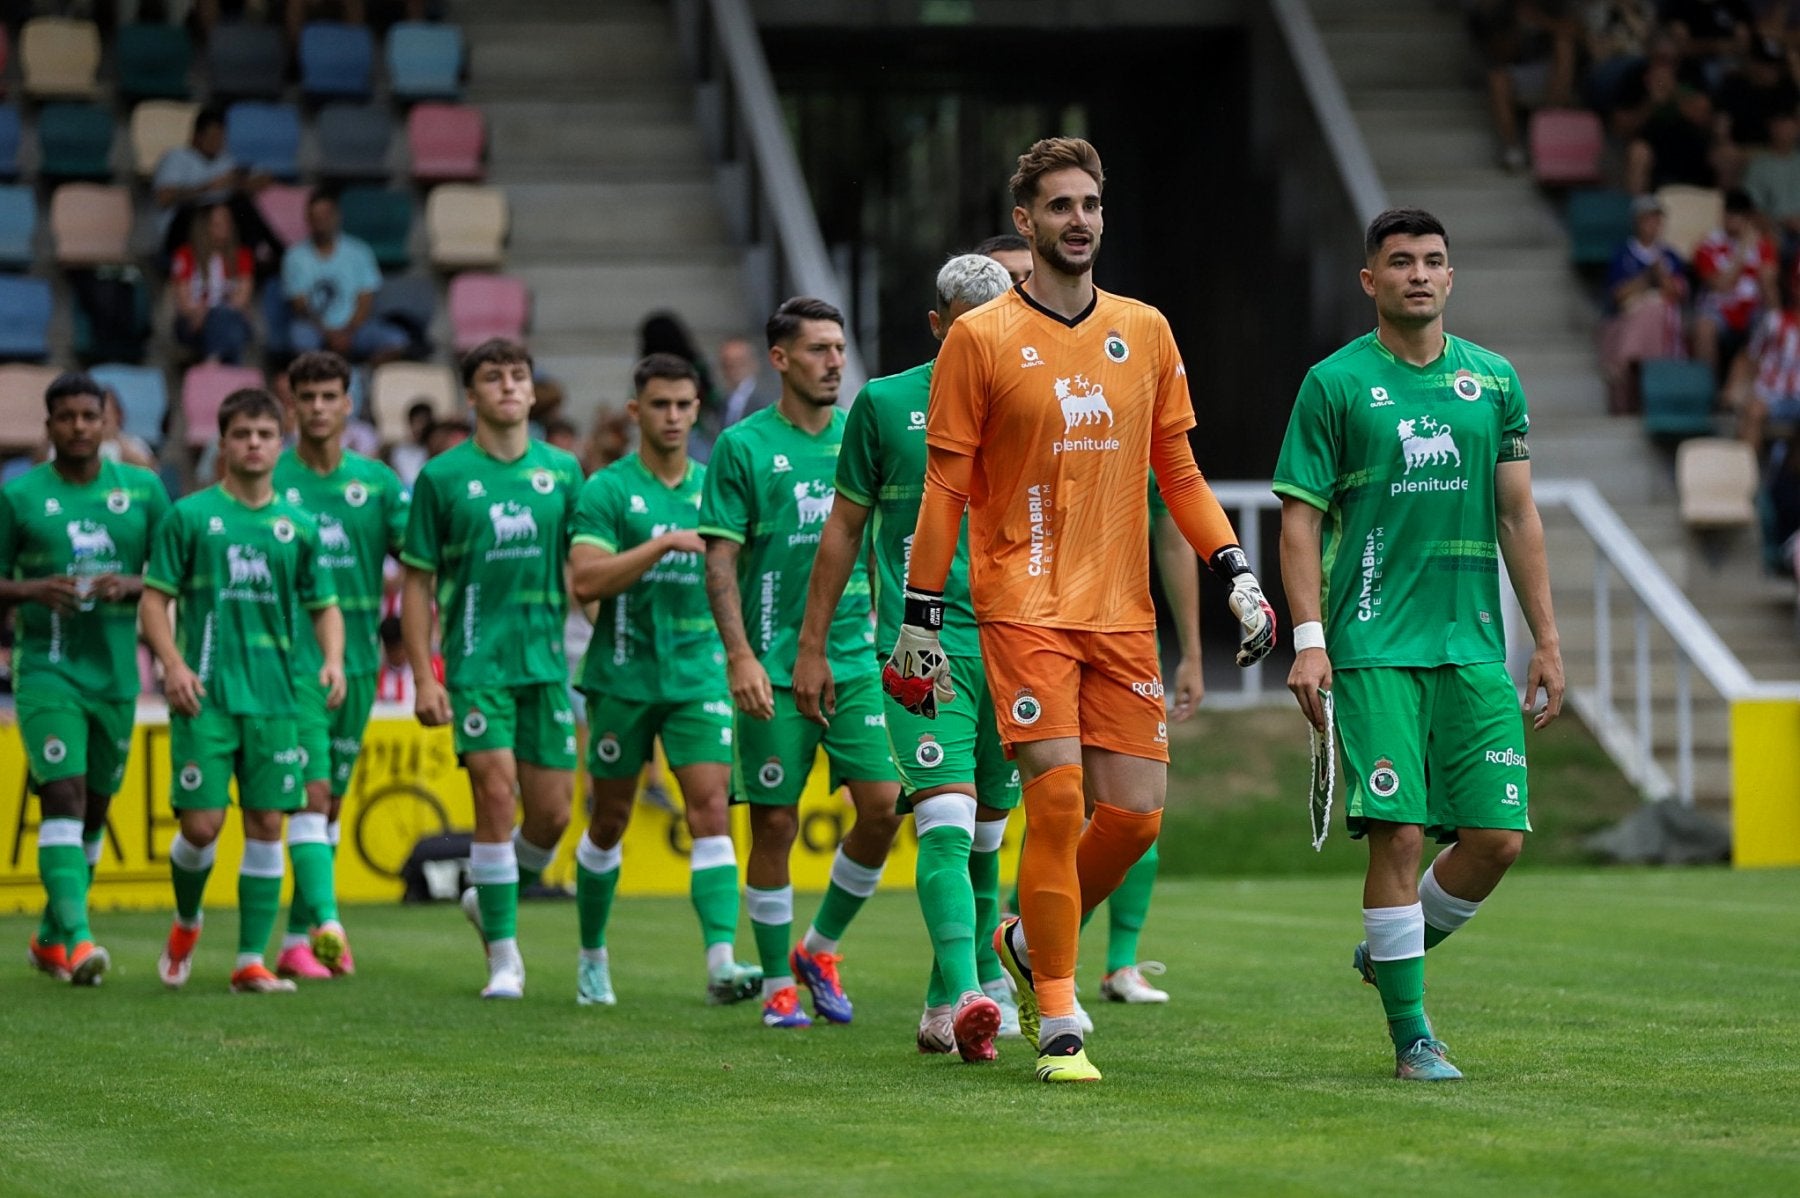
[
  {"left": 974, "top": 233, "right": 1029, "bottom": 256},
  {"left": 288, "top": 350, "right": 352, "bottom": 391},
  {"left": 461, "top": 338, "right": 534, "bottom": 387},
  {"left": 218, "top": 387, "right": 283, "bottom": 435},
  {"left": 633, "top": 351, "right": 700, "bottom": 395},
  {"left": 1009, "top": 137, "right": 1104, "bottom": 208},
  {"left": 1364, "top": 208, "right": 1449, "bottom": 259},
  {"left": 765, "top": 297, "right": 843, "bottom": 349},
  {"left": 44, "top": 371, "right": 105, "bottom": 415}
]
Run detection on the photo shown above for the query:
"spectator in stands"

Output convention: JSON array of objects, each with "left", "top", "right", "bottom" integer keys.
[
  {"left": 171, "top": 203, "right": 256, "bottom": 365},
  {"left": 1746, "top": 108, "right": 1800, "bottom": 243},
  {"left": 1693, "top": 188, "right": 1779, "bottom": 372},
  {"left": 974, "top": 232, "right": 1033, "bottom": 284},
  {"left": 1624, "top": 68, "right": 1726, "bottom": 191},
  {"left": 714, "top": 335, "right": 769, "bottom": 430},
  {"left": 388, "top": 399, "right": 434, "bottom": 485},
  {"left": 639, "top": 310, "right": 718, "bottom": 403},
  {"left": 581, "top": 407, "right": 633, "bottom": 475},
  {"left": 1602, "top": 194, "right": 1690, "bottom": 411},
  {"left": 1582, "top": 1, "right": 1660, "bottom": 111},
  {"left": 282, "top": 190, "right": 411, "bottom": 363},
  {"left": 1764, "top": 430, "right": 1800, "bottom": 579},
  {"left": 1467, "top": 1, "right": 1581, "bottom": 170},
  {"left": 1716, "top": 35, "right": 1799, "bottom": 147},
  {"left": 152, "top": 106, "right": 278, "bottom": 269},
  {"left": 1663, "top": 0, "right": 1758, "bottom": 86},
  {"left": 424, "top": 417, "right": 468, "bottom": 458},
  {"left": 544, "top": 417, "right": 579, "bottom": 458},
  {"left": 1725, "top": 269, "right": 1800, "bottom": 449},
  {"left": 99, "top": 389, "right": 157, "bottom": 470}
]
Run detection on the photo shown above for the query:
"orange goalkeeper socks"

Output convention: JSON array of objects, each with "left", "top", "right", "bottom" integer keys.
[
  {"left": 1077, "top": 803, "right": 1164, "bottom": 916},
  {"left": 1017, "top": 763, "right": 1084, "bottom": 1019}
]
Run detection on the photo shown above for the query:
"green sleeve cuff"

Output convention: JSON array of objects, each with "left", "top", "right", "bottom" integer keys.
[
  {"left": 304, "top": 596, "right": 338, "bottom": 612},
  {"left": 571, "top": 534, "right": 617, "bottom": 552},
  {"left": 144, "top": 575, "right": 180, "bottom": 596},
  {"left": 1272, "top": 481, "right": 1329, "bottom": 512},
  {"left": 835, "top": 483, "right": 874, "bottom": 508},
  {"left": 399, "top": 552, "right": 437, "bottom": 571},
  {"left": 697, "top": 525, "right": 744, "bottom": 544}
]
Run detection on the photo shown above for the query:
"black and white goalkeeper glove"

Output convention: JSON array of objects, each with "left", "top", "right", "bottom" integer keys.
[
  {"left": 1210, "top": 546, "right": 1277, "bottom": 667},
  {"left": 881, "top": 587, "right": 956, "bottom": 718}
]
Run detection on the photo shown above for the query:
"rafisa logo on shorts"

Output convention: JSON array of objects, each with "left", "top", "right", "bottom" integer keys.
[
  {"left": 1011, "top": 692, "right": 1042, "bottom": 726},
  {"left": 758, "top": 759, "right": 785, "bottom": 788},
  {"left": 596, "top": 734, "right": 622, "bottom": 763},
  {"left": 179, "top": 763, "right": 203, "bottom": 791},
  {"left": 42, "top": 737, "right": 66, "bottom": 764},
  {"left": 915, "top": 738, "right": 943, "bottom": 768},
  {"left": 1369, "top": 757, "right": 1400, "bottom": 798},
  {"left": 462, "top": 710, "right": 488, "bottom": 738}
]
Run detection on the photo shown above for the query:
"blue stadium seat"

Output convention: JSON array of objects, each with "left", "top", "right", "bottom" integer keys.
[
  {"left": 0, "top": 275, "right": 53, "bottom": 360},
  {"left": 116, "top": 23, "right": 192, "bottom": 100},
  {"left": 1567, "top": 188, "right": 1633, "bottom": 269},
  {"left": 0, "top": 186, "right": 37, "bottom": 268},
  {"left": 387, "top": 22, "right": 463, "bottom": 100},
  {"left": 0, "top": 107, "right": 19, "bottom": 179},
  {"left": 91, "top": 363, "right": 168, "bottom": 449},
  {"left": 317, "top": 102, "right": 394, "bottom": 179},
  {"left": 1640, "top": 359, "right": 1719, "bottom": 439},
  {"left": 300, "top": 22, "right": 375, "bottom": 101},
  {"left": 227, "top": 101, "right": 301, "bottom": 180},
  {"left": 207, "top": 23, "right": 285, "bottom": 100},
  {"left": 37, "top": 103, "right": 114, "bottom": 179},
  {"left": 262, "top": 279, "right": 293, "bottom": 357},
  {"left": 340, "top": 186, "right": 412, "bottom": 269},
  {"left": 373, "top": 273, "right": 436, "bottom": 357}
]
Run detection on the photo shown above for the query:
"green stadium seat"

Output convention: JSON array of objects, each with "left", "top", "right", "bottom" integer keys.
[
  {"left": 116, "top": 24, "right": 192, "bottom": 100},
  {"left": 340, "top": 186, "right": 412, "bottom": 269},
  {"left": 37, "top": 103, "right": 114, "bottom": 180},
  {"left": 1567, "top": 188, "right": 1632, "bottom": 268},
  {"left": 1640, "top": 359, "right": 1718, "bottom": 439}
]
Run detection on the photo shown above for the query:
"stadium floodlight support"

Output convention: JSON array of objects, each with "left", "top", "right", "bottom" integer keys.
[{"left": 676, "top": 0, "right": 868, "bottom": 401}]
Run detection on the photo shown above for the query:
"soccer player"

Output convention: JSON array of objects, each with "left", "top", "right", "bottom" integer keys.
[
  {"left": 974, "top": 233, "right": 1033, "bottom": 286},
  {"left": 402, "top": 339, "right": 582, "bottom": 999},
  {"left": 0, "top": 373, "right": 167, "bottom": 985},
  {"left": 568, "top": 352, "right": 761, "bottom": 1007},
  {"left": 700, "top": 297, "right": 903, "bottom": 1030},
  {"left": 1275, "top": 207, "right": 1565, "bottom": 1081},
  {"left": 271, "top": 350, "right": 410, "bottom": 980},
  {"left": 792, "top": 253, "right": 1019, "bottom": 1062},
  {"left": 884, "top": 138, "right": 1276, "bottom": 1082},
  {"left": 141, "top": 388, "right": 346, "bottom": 993}
]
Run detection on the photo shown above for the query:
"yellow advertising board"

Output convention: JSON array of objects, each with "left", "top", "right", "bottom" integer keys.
[
  {"left": 1, "top": 704, "right": 1019, "bottom": 912},
  {"left": 1729, "top": 697, "right": 1800, "bottom": 868}
]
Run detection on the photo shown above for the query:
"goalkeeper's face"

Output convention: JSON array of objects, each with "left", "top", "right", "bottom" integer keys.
[{"left": 1016, "top": 167, "right": 1103, "bottom": 280}]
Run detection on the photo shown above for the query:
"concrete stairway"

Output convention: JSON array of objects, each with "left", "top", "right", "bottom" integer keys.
[
  {"left": 1309, "top": 0, "right": 1800, "bottom": 801},
  {"left": 460, "top": 0, "right": 751, "bottom": 417}
]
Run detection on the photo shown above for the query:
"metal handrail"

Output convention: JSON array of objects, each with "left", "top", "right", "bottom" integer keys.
[{"left": 1266, "top": 0, "right": 1388, "bottom": 226}]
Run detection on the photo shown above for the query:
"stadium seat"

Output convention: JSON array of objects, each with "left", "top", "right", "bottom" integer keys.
[
  {"left": 0, "top": 364, "right": 60, "bottom": 453},
  {"left": 371, "top": 361, "right": 459, "bottom": 445},
  {"left": 207, "top": 23, "right": 285, "bottom": 100},
  {"left": 317, "top": 102, "right": 394, "bottom": 179},
  {"left": 50, "top": 183, "right": 133, "bottom": 266},
  {"left": 20, "top": 17, "right": 100, "bottom": 99},
  {"left": 1677, "top": 437, "right": 1758, "bottom": 528},
  {"left": 408, "top": 103, "right": 485, "bottom": 182},
  {"left": 426, "top": 185, "right": 507, "bottom": 269},
  {"left": 70, "top": 267, "right": 151, "bottom": 363},
  {"left": 448, "top": 272, "right": 528, "bottom": 351},
  {"left": 226, "top": 102, "right": 301, "bottom": 180},
  {"left": 255, "top": 183, "right": 311, "bottom": 247},
  {"left": 0, "top": 186, "right": 37, "bottom": 268},
  {"left": 0, "top": 276, "right": 53, "bottom": 360},
  {"left": 91, "top": 363, "right": 169, "bottom": 450},
  {"left": 340, "top": 186, "right": 413, "bottom": 268},
  {"left": 130, "top": 100, "right": 200, "bottom": 177},
  {"left": 0, "top": 107, "right": 19, "bottom": 180},
  {"left": 1529, "top": 109, "right": 1604, "bottom": 186},
  {"left": 372, "top": 273, "right": 437, "bottom": 355},
  {"left": 300, "top": 23, "right": 375, "bottom": 102},
  {"left": 116, "top": 23, "right": 193, "bottom": 101},
  {"left": 182, "top": 363, "right": 264, "bottom": 448},
  {"left": 37, "top": 103, "right": 114, "bottom": 180},
  {"left": 1655, "top": 185, "right": 1723, "bottom": 259},
  {"left": 387, "top": 21, "right": 464, "bottom": 101},
  {"left": 1640, "top": 359, "right": 1718, "bottom": 439},
  {"left": 261, "top": 277, "right": 293, "bottom": 356},
  {"left": 1566, "top": 187, "right": 1633, "bottom": 268}
]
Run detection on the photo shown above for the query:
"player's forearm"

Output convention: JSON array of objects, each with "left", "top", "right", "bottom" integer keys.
[
  {"left": 798, "top": 501, "right": 868, "bottom": 654},
  {"left": 1150, "top": 429, "right": 1242, "bottom": 567},
  {"left": 1278, "top": 499, "right": 1326, "bottom": 627},
  {"left": 139, "top": 590, "right": 182, "bottom": 667},
  {"left": 906, "top": 446, "right": 972, "bottom": 594},
  {"left": 1498, "top": 495, "right": 1560, "bottom": 651},
  {"left": 399, "top": 568, "right": 437, "bottom": 677},
  {"left": 311, "top": 605, "right": 345, "bottom": 669},
  {"left": 704, "top": 539, "right": 755, "bottom": 663},
  {"left": 570, "top": 540, "right": 669, "bottom": 603},
  {"left": 1154, "top": 514, "right": 1202, "bottom": 657}
]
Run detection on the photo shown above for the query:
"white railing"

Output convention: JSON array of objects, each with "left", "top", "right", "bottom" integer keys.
[{"left": 1203, "top": 479, "right": 1800, "bottom": 805}]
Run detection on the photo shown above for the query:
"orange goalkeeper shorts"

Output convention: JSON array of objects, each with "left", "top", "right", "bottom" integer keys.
[{"left": 977, "top": 622, "right": 1169, "bottom": 762}]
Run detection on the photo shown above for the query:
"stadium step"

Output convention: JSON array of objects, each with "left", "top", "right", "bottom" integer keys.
[
  {"left": 480, "top": 99, "right": 709, "bottom": 182},
  {"left": 505, "top": 182, "right": 728, "bottom": 257},
  {"left": 524, "top": 256, "right": 747, "bottom": 335}
]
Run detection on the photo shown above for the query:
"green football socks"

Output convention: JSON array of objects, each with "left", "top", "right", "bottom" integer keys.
[{"left": 575, "top": 836, "right": 622, "bottom": 951}]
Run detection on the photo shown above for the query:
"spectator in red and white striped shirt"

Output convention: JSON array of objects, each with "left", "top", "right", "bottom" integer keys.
[{"left": 1726, "top": 268, "right": 1800, "bottom": 450}]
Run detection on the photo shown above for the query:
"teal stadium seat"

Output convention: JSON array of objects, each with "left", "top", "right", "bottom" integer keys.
[
  {"left": 37, "top": 103, "right": 114, "bottom": 179},
  {"left": 387, "top": 22, "right": 463, "bottom": 100},
  {"left": 317, "top": 103, "right": 394, "bottom": 179},
  {"left": 1640, "top": 358, "right": 1719, "bottom": 439},
  {"left": 340, "top": 186, "right": 412, "bottom": 269},
  {"left": 1567, "top": 188, "right": 1632, "bottom": 268},
  {"left": 116, "top": 24, "right": 192, "bottom": 100},
  {"left": 0, "top": 186, "right": 37, "bottom": 268}
]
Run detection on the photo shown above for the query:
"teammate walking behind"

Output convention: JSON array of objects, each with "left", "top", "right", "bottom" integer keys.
[
  {"left": 1275, "top": 207, "right": 1564, "bottom": 1081},
  {"left": 1, "top": 373, "right": 167, "bottom": 985}
]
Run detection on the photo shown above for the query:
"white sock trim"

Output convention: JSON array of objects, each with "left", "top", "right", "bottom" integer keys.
[
  {"left": 745, "top": 885, "right": 793, "bottom": 926},
  {"left": 240, "top": 838, "right": 285, "bottom": 879},
  {"left": 577, "top": 835, "right": 621, "bottom": 875},
  {"left": 912, "top": 792, "right": 977, "bottom": 838},
  {"left": 1363, "top": 902, "right": 1425, "bottom": 961},
  {"left": 38, "top": 818, "right": 84, "bottom": 848},
  {"left": 1419, "top": 860, "right": 1482, "bottom": 932},
  {"left": 971, "top": 818, "right": 1007, "bottom": 854},
  {"left": 828, "top": 846, "right": 884, "bottom": 898},
  {"left": 169, "top": 832, "right": 216, "bottom": 871},
  {"left": 288, "top": 812, "right": 330, "bottom": 846},
  {"left": 690, "top": 834, "right": 736, "bottom": 873},
  {"left": 468, "top": 839, "right": 519, "bottom": 885},
  {"left": 84, "top": 833, "right": 103, "bottom": 866},
  {"left": 326, "top": 819, "right": 341, "bottom": 847},
  {"left": 511, "top": 827, "right": 557, "bottom": 873}
]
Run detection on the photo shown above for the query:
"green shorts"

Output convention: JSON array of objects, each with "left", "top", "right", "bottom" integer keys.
[
  {"left": 888, "top": 655, "right": 1020, "bottom": 811},
  {"left": 296, "top": 674, "right": 378, "bottom": 796},
  {"left": 1335, "top": 662, "right": 1532, "bottom": 843},
  {"left": 583, "top": 691, "right": 733, "bottom": 779},
  {"left": 451, "top": 683, "right": 577, "bottom": 770},
  {"left": 16, "top": 689, "right": 135, "bottom": 794},
  {"left": 733, "top": 674, "right": 898, "bottom": 806},
  {"left": 169, "top": 707, "right": 303, "bottom": 811}
]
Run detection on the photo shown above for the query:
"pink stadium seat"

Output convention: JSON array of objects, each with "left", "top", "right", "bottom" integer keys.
[
  {"left": 408, "top": 102, "right": 485, "bottom": 182},
  {"left": 50, "top": 182, "right": 132, "bottom": 264},
  {"left": 182, "top": 363, "right": 263, "bottom": 448},
  {"left": 254, "top": 183, "right": 310, "bottom": 247},
  {"left": 448, "top": 272, "right": 528, "bottom": 352},
  {"left": 1529, "top": 108, "right": 1604, "bottom": 186}
]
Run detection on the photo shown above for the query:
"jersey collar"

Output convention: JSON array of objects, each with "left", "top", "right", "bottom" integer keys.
[
  {"left": 1014, "top": 282, "right": 1098, "bottom": 329},
  {"left": 1366, "top": 328, "right": 1453, "bottom": 373},
  {"left": 627, "top": 452, "right": 694, "bottom": 491}
]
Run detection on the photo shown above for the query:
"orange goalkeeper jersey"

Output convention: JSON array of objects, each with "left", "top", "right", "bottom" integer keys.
[{"left": 926, "top": 285, "right": 1197, "bottom": 632}]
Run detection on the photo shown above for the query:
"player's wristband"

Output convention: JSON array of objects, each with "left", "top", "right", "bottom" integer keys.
[
  {"left": 1208, "top": 545, "right": 1252, "bottom": 581},
  {"left": 902, "top": 586, "right": 945, "bottom": 631},
  {"left": 1293, "top": 621, "right": 1326, "bottom": 652}
]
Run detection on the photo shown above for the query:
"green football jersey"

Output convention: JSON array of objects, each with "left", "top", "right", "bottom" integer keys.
[
  {"left": 0, "top": 460, "right": 168, "bottom": 700},
  {"left": 1272, "top": 331, "right": 1531, "bottom": 670},
  {"left": 698, "top": 405, "right": 875, "bottom": 685},
  {"left": 275, "top": 448, "right": 409, "bottom": 679},
  {"left": 572, "top": 453, "right": 725, "bottom": 703},
  {"left": 400, "top": 437, "right": 582, "bottom": 689},
  {"left": 835, "top": 361, "right": 980, "bottom": 659},
  {"left": 145, "top": 486, "right": 337, "bottom": 716}
]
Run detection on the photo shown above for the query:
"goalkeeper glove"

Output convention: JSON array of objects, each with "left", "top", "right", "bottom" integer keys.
[
  {"left": 1210, "top": 546, "right": 1277, "bottom": 667},
  {"left": 881, "top": 587, "right": 955, "bottom": 718}
]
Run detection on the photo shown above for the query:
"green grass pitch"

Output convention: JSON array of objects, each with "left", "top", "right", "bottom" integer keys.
[{"left": 2, "top": 869, "right": 1796, "bottom": 1196}]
